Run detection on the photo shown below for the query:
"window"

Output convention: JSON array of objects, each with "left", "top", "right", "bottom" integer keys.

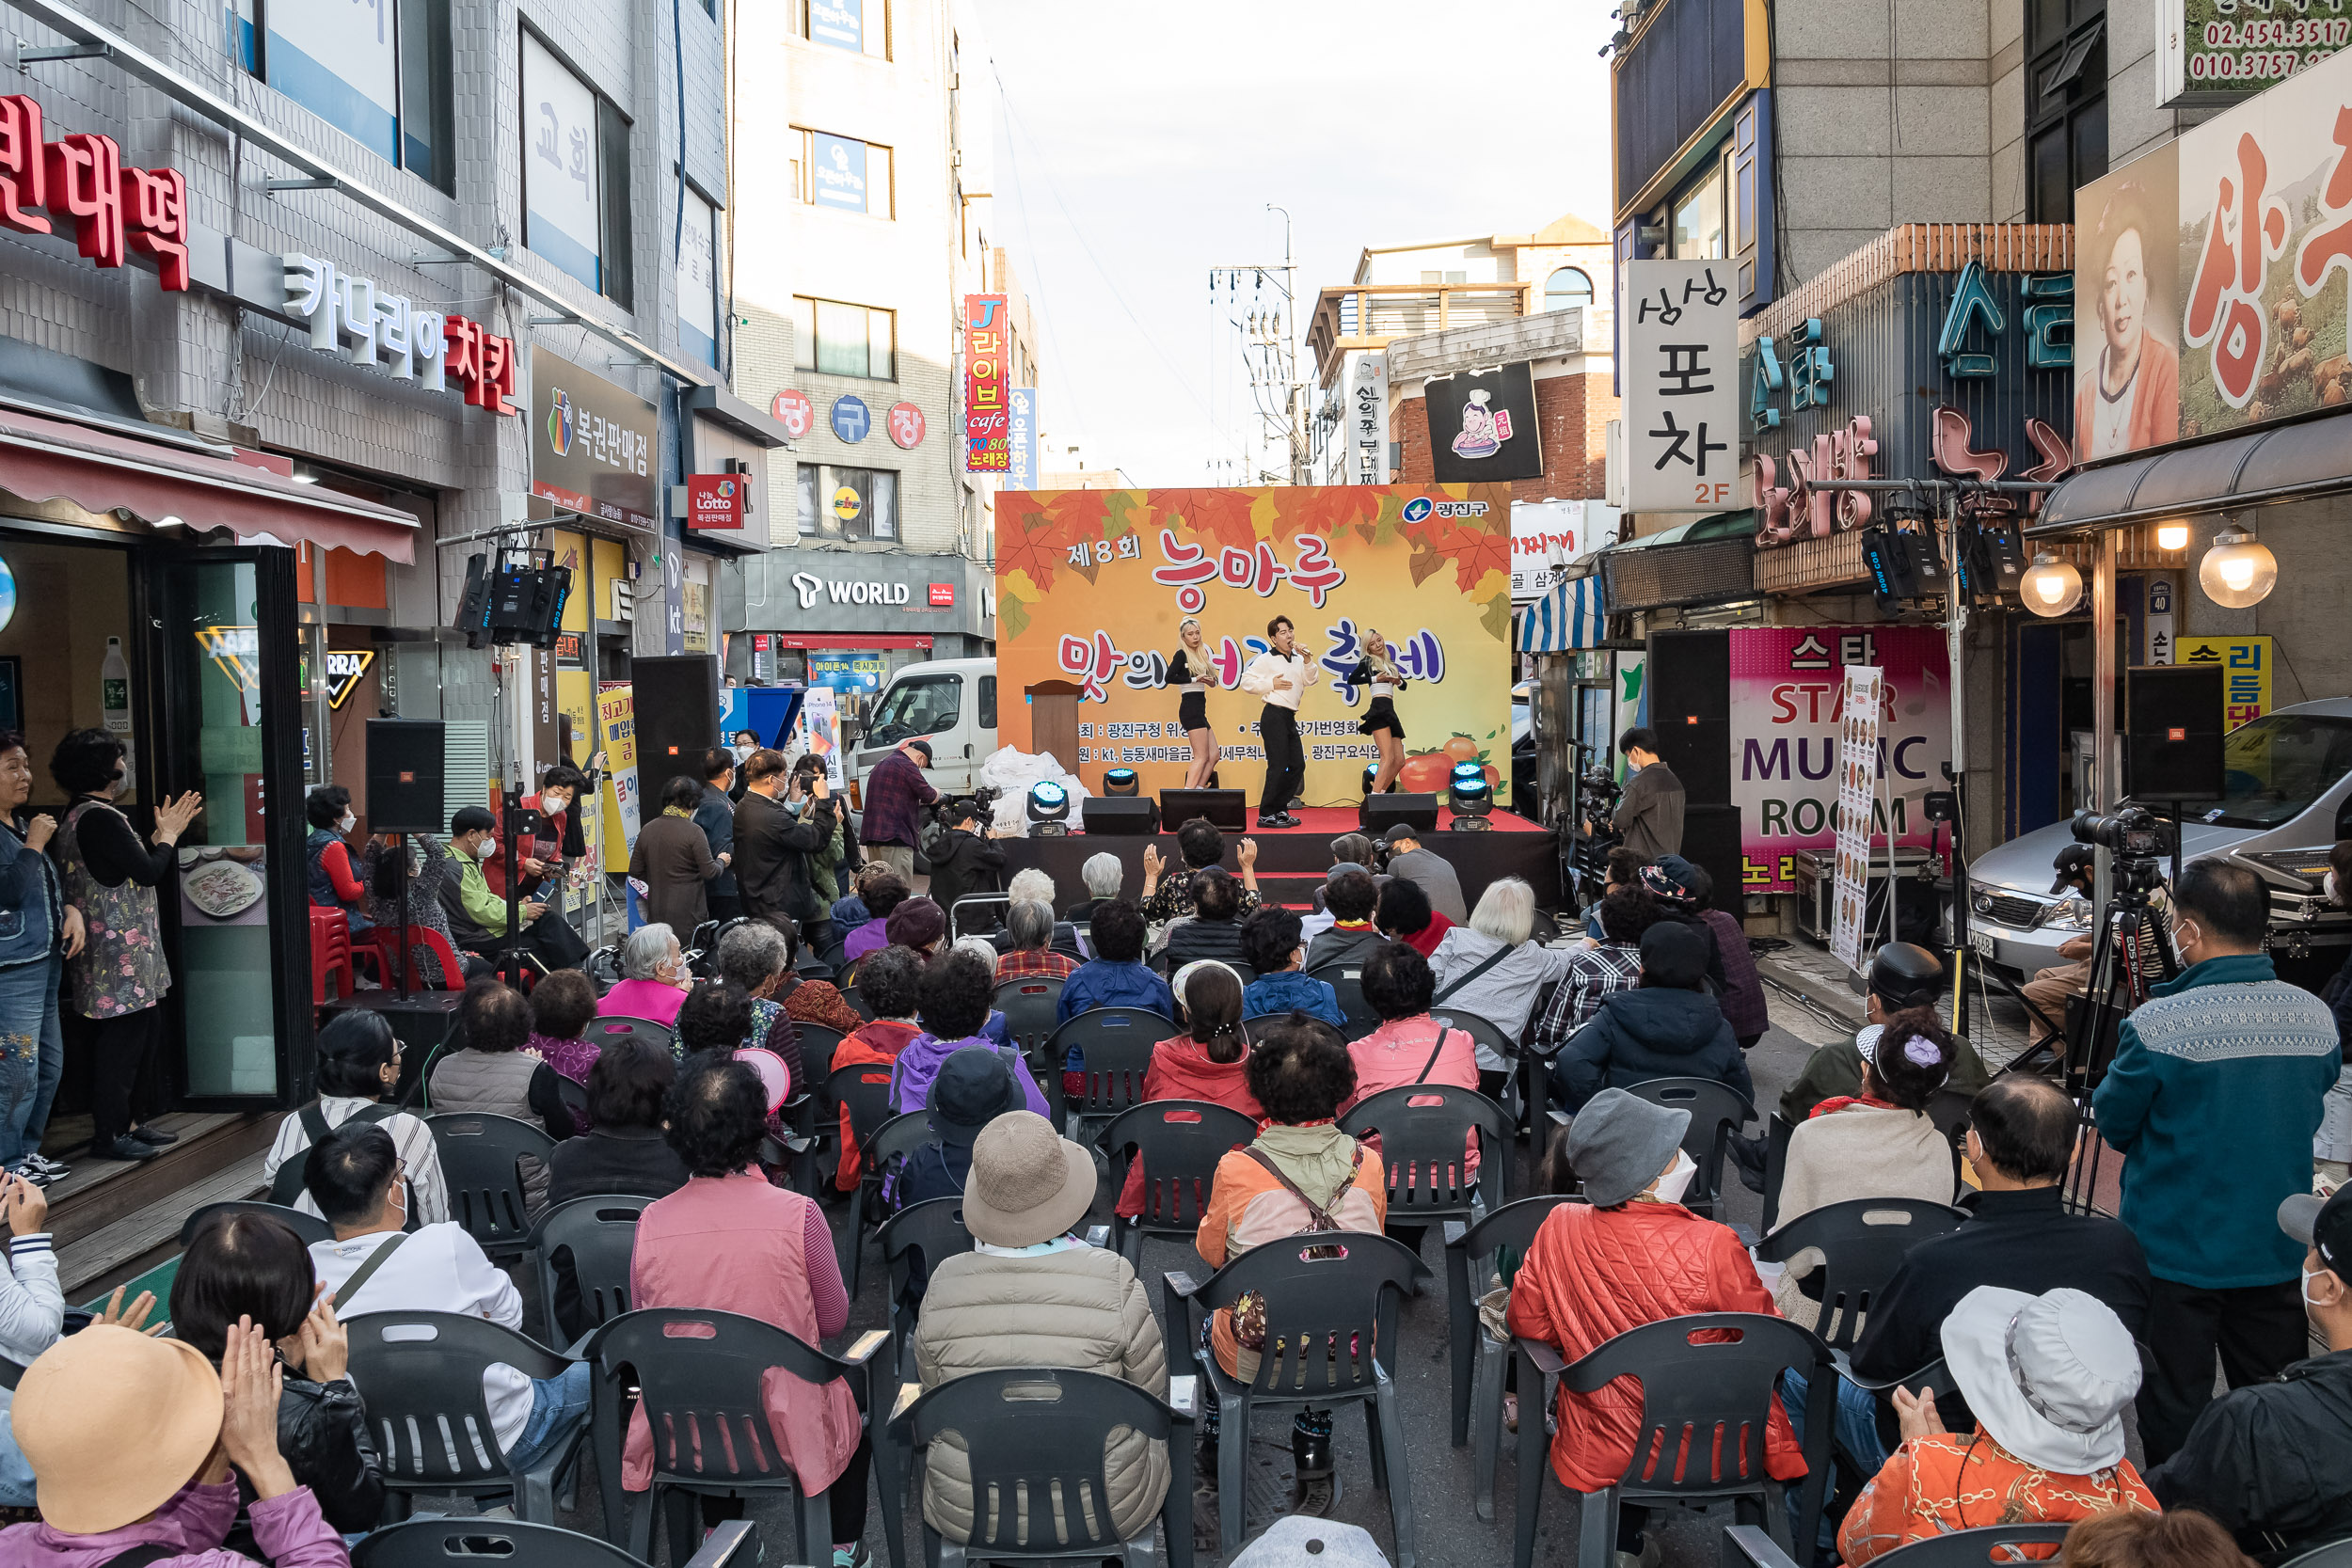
[
  {"left": 829, "top": 467, "right": 898, "bottom": 541},
  {"left": 522, "top": 31, "right": 633, "bottom": 308},
  {"left": 868, "top": 673, "right": 961, "bottom": 746},
  {"left": 797, "top": 463, "right": 820, "bottom": 536},
  {"left": 1420, "top": 269, "right": 1469, "bottom": 284},
  {"left": 2026, "top": 0, "right": 2107, "bottom": 221},
  {"left": 676, "top": 186, "right": 719, "bottom": 368},
  {"left": 791, "top": 297, "right": 896, "bottom": 380},
  {"left": 977, "top": 674, "right": 996, "bottom": 729},
  {"left": 794, "top": 0, "right": 889, "bottom": 57},
  {"left": 796, "top": 130, "right": 893, "bottom": 217},
  {"left": 236, "top": 0, "right": 453, "bottom": 191},
  {"left": 1672, "top": 160, "right": 1727, "bottom": 259},
  {"left": 1544, "top": 267, "right": 1594, "bottom": 311}
]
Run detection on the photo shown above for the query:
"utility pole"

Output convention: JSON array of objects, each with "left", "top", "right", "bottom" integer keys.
[{"left": 1208, "top": 204, "right": 1308, "bottom": 484}]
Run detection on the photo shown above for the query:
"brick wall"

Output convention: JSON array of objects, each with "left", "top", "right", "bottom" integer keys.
[{"left": 1395, "top": 369, "right": 1617, "bottom": 499}]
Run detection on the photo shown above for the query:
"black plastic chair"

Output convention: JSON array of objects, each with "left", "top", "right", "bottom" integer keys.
[
  {"left": 1427, "top": 1007, "right": 1524, "bottom": 1120},
  {"left": 178, "top": 1198, "right": 333, "bottom": 1248},
  {"left": 1240, "top": 1013, "right": 1289, "bottom": 1036},
  {"left": 1042, "top": 1007, "right": 1166, "bottom": 1137},
  {"left": 342, "top": 1309, "right": 586, "bottom": 1524},
  {"left": 426, "top": 1112, "right": 557, "bottom": 1259},
  {"left": 2279, "top": 1539, "right": 2352, "bottom": 1568},
  {"left": 1622, "top": 1076, "right": 1756, "bottom": 1220},
  {"left": 890, "top": 1367, "right": 1197, "bottom": 1568},
  {"left": 876, "top": 1196, "right": 977, "bottom": 1376},
  {"left": 1759, "top": 1113, "right": 1797, "bottom": 1231},
  {"left": 843, "top": 1109, "right": 939, "bottom": 1297},
  {"left": 352, "top": 1516, "right": 759, "bottom": 1568},
  {"left": 1338, "top": 1083, "right": 1515, "bottom": 1231},
  {"left": 842, "top": 981, "right": 879, "bottom": 1022},
  {"left": 553, "top": 1073, "right": 589, "bottom": 1124},
  {"left": 1924, "top": 1085, "right": 1978, "bottom": 1188},
  {"left": 1439, "top": 1194, "right": 1583, "bottom": 1520},
  {"left": 795, "top": 1022, "right": 850, "bottom": 1085},
  {"left": 592, "top": 1014, "right": 675, "bottom": 1055},
  {"left": 1867, "top": 1525, "right": 2077, "bottom": 1568},
  {"left": 580, "top": 1308, "right": 892, "bottom": 1568},
  {"left": 524, "top": 1194, "right": 650, "bottom": 1352},
  {"left": 1165, "top": 1229, "right": 1423, "bottom": 1566},
  {"left": 1305, "top": 962, "right": 1380, "bottom": 1040},
  {"left": 828, "top": 1058, "right": 899, "bottom": 1189},
  {"left": 949, "top": 893, "right": 1009, "bottom": 940},
  {"left": 1096, "top": 1100, "right": 1259, "bottom": 1265},
  {"left": 1513, "top": 1313, "right": 1836, "bottom": 1568},
  {"left": 993, "top": 975, "right": 1066, "bottom": 1058},
  {"left": 1753, "top": 1196, "right": 1970, "bottom": 1350}
]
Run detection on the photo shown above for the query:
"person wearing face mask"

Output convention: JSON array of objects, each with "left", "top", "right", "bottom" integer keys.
[
  {"left": 485, "top": 764, "right": 591, "bottom": 910},
  {"left": 0, "top": 731, "right": 82, "bottom": 1185},
  {"left": 302, "top": 786, "right": 370, "bottom": 936},
  {"left": 2092, "top": 858, "right": 2343, "bottom": 1466},
  {"left": 439, "top": 805, "right": 547, "bottom": 964},
  {"left": 2148, "top": 1185, "right": 2352, "bottom": 1560},
  {"left": 48, "top": 728, "right": 201, "bottom": 1164},
  {"left": 1506, "top": 1088, "right": 1806, "bottom": 1568}
]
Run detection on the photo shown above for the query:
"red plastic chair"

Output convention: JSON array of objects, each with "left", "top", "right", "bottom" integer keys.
[
  {"left": 357, "top": 925, "right": 470, "bottom": 992},
  {"left": 309, "top": 908, "right": 354, "bottom": 1005}
]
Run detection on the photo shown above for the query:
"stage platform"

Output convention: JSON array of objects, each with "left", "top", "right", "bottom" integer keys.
[{"left": 996, "top": 804, "right": 1559, "bottom": 911}]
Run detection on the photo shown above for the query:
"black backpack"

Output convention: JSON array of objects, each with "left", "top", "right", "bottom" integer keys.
[{"left": 267, "top": 1101, "right": 401, "bottom": 1207}]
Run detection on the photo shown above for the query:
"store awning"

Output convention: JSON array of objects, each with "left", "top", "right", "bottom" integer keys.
[
  {"left": 1522, "top": 575, "right": 1606, "bottom": 652},
  {"left": 2031, "top": 405, "right": 2352, "bottom": 538},
  {"left": 0, "top": 404, "right": 421, "bottom": 562}
]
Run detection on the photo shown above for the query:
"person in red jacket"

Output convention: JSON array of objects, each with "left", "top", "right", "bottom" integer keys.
[
  {"left": 1506, "top": 1087, "right": 1807, "bottom": 1564},
  {"left": 485, "top": 765, "right": 590, "bottom": 899},
  {"left": 1114, "top": 960, "right": 1263, "bottom": 1217}
]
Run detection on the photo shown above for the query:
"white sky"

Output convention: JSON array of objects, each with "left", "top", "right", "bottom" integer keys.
[{"left": 972, "top": 0, "right": 1618, "bottom": 489}]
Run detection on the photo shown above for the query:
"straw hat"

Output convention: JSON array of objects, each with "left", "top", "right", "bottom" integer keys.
[
  {"left": 15, "top": 1325, "right": 224, "bottom": 1532},
  {"left": 962, "top": 1110, "right": 1094, "bottom": 1247},
  {"left": 1940, "top": 1286, "right": 2140, "bottom": 1474}
]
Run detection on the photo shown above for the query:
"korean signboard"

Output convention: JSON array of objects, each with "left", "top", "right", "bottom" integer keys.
[
  {"left": 1510, "top": 499, "right": 1601, "bottom": 602},
  {"left": 282, "top": 254, "right": 518, "bottom": 413},
  {"left": 1350, "top": 355, "right": 1390, "bottom": 485},
  {"left": 2174, "top": 634, "right": 2273, "bottom": 726},
  {"left": 1423, "top": 363, "right": 1542, "bottom": 484},
  {"left": 2162, "top": 0, "right": 2352, "bottom": 105},
  {"left": 809, "top": 132, "right": 869, "bottom": 214},
  {"left": 684, "top": 474, "right": 743, "bottom": 531},
  {"left": 261, "top": 1, "right": 398, "bottom": 165},
  {"left": 1008, "top": 388, "right": 1040, "bottom": 487},
  {"left": 676, "top": 186, "right": 718, "bottom": 366},
  {"left": 1625, "top": 260, "right": 1745, "bottom": 512},
  {"left": 522, "top": 34, "right": 605, "bottom": 294},
  {"left": 808, "top": 0, "right": 864, "bottom": 51},
  {"left": 530, "top": 347, "right": 658, "bottom": 530},
  {"left": 963, "top": 294, "right": 1009, "bottom": 471},
  {"left": 596, "top": 683, "right": 641, "bottom": 872},
  {"left": 0, "top": 95, "right": 190, "bottom": 293}
]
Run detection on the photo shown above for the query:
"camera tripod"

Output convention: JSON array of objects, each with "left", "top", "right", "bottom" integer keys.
[{"left": 2059, "top": 864, "right": 2178, "bottom": 1212}]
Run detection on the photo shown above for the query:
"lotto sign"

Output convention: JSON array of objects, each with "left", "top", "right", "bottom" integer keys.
[
  {"left": 1623, "top": 260, "right": 1747, "bottom": 512},
  {"left": 963, "top": 294, "right": 1009, "bottom": 471},
  {"left": 995, "top": 483, "right": 1514, "bottom": 804},
  {"left": 685, "top": 474, "right": 743, "bottom": 531},
  {"left": 2174, "top": 635, "right": 2273, "bottom": 727},
  {"left": 771, "top": 388, "right": 815, "bottom": 438},
  {"left": 1829, "top": 665, "right": 1885, "bottom": 974}
]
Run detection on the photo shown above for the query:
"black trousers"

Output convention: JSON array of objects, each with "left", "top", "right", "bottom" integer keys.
[
  {"left": 2137, "top": 1274, "right": 2309, "bottom": 1465},
  {"left": 707, "top": 892, "right": 743, "bottom": 923},
  {"left": 1258, "top": 705, "right": 1304, "bottom": 815},
  {"left": 88, "top": 1006, "right": 162, "bottom": 1148}
]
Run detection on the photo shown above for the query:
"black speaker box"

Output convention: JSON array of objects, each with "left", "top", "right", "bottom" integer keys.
[
  {"left": 632, "top": 655, "right": 722, "bottom": 787},
  {"left": 1361, "top": 793, "right": 1441, "bottom": 834},
  {"left": 1082, "top": 797, "right": 1160, "bottom": 836},
  {"left": 367, "top": 720, "right": 447, "bottom": 834},
  {"left": 1677, "top": 802, "right": 1744, "bottom": 920},
  {"left": 2127, "top": 663, "right": 2227, "bottom": 801},
  {"left": 1647, "top": 629, "right": 1732, "bottom": 803},
  {"left": 1158, "top": 788, "right": 1248, "bottom": 832}
]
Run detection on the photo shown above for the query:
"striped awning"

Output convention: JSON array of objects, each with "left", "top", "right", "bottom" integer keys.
[{"left": 1520, "top": 574, "right": 1605, "bottom": 653}]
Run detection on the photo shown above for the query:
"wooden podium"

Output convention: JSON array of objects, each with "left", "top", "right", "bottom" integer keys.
[{"left": 1025, "top": 678, "right": 1083, "bottom": 776}]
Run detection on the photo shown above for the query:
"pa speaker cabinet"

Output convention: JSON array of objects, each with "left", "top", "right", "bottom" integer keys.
[
  {"left": 2127, "top": 663, "right": 2227, "bottom": 802},
  {"left": 366, "top": 720, "right": 447, "bottom": 834},
  {"left": 631, "top": 655, "right": 722, "bottom": 787},
  {"left": 1361, "top": 793, "right": 1441, "bottom": 834},
  {"left": 1646, "top": 629, "right": 1732, "bottom": 803},
  {"left": 1082, "top": 797, "right": 1160, "bottom": 836},
  {"left": 1158, "top": 788, "right": 1248, "bottom": 832},
  {"left": 1677, "top": 803, "right": 1745, "bottom": 924}
]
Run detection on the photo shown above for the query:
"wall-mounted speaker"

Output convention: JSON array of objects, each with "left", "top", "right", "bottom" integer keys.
[{"left": 366, "top": 720, "right": 447, "bottom": 835}]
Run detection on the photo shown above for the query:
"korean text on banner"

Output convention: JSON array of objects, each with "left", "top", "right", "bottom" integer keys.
[
  {"left": 995, "top": 483, "right": 1515, "bottom": 806},
  {"left": 1731, "top": 626, "right": 1950, "bottom": 894},
  {"left": 1624, "top": 260, "right": 1747, "bottom": 513},
  {"left": 1830, "top": 665, "right": 1885, "bottom": 974},
  {"left": 596, "top": 684, "right": 642, "bottom": 875},
  {"left": 963, "top": 294, "right": 1009, "bottom": 472},
  {"left": 2174, "top": 635, "right": 2273, "bottom": 727},
  {"left": 1008, "top": 388, "right": 1040, "bottom": 488},
  {"left": 803, "top": 687, "right": 844, "bottom": 788},
  {"left": 1350, "top": 356, "right": 1389, "bottom": 485}
]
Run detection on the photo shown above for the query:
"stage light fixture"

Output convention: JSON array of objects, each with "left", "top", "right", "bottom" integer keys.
[
  {"left": 1025, "top": 780, "right": 1072, "bottom": 836},
  {"left": 1362, "top": 763, "right": 1378, "bottom": 798},
  {"left": 1449, "top": 766, "right": 1494, "bottom": 830},
  {"left": 2021, "top": 552, "right": 2084, "bottom": 618},
  {"left": 2199, "top": 522, "right": 2277, "bottom": 609},
  {"left": 1103, "top": 768, "right": 1139, "bottom": 797}
]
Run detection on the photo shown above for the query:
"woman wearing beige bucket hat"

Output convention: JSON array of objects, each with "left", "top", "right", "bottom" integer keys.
[
  {"left": 1840, "top": 1286, "right": 2159, "bottom": 1564},
  {"left": 1, "top": 1320, "right": 349, "bottom": 1568}
]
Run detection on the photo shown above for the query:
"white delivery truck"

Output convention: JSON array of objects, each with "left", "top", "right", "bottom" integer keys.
[{"left": 850, "top": 657, "right": 999, "bottom": 799}]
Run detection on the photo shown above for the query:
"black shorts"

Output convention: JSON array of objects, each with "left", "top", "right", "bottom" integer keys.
[
  {"left": 1179, "top": 690, "right": 1209, "bottom": 733},
  {"left": 1359, "top": 696, "right": 1405, "bottom": 738}
]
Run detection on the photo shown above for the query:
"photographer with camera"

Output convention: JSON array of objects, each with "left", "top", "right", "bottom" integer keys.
[
  {"left": 733, "top": 749, "right": 839, "bottom": 942},
  {"left": 2020, "top": 837, "right": 2173, "bottom": 1060},
  {"left": 923, "top": 794, "right": 1005, "bottom": 921},
  {"left": 2090, "top": 857, "right": 2344, "bottom": 1465}
]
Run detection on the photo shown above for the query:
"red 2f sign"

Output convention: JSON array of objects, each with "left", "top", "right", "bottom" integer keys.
[{"left": 963, "top": 294, "right": 1009, "bottom": 472}]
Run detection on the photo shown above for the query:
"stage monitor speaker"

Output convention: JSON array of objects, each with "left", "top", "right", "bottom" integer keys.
[
  {"left": 632, "top": 655, "right": 722, "bottom": 785},
  {"left": 1082, "top": 798, "right": 1160, "bottom": 836},
  {"left": 1646, "top": 629, "right": 1732, "bottom": 802},
  {"left": 366, "top": 720, "right": 447, "bottom": 834},
  {"left": 1361, "top": 793, "right": 1441, "bottom": 834},
  {"left": 1677, "top": 803, "right": 1744, "bottom": 926},
  {"left": 1159, "top": 788, "right": 1248, "bottom": 832},
  {"left": 2127, "top": 663, "right": 2227, "bottom": 801}
]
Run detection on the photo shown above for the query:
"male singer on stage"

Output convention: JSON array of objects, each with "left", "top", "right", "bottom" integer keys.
[{"left": 1238, "top": 614, "right": 1311, "bottom": 830}]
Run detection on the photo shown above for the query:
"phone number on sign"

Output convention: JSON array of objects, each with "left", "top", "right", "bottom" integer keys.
[
  {"left": 2201, "top": 18, "right": 2348, "bottom": 50},
  {"left": 2188, "top": 44, "right": 2341, "bottom": 79}
]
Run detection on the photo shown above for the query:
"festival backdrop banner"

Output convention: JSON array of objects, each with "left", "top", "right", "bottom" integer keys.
[
  {"left": 995, "top": 483, "right": 1517, "bottom": 806},
  {"left": 1729, "top": 626, "right": 1951, "bottom": 894}
]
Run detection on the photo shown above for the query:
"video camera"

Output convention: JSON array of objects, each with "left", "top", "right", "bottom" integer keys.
[
  {"left": 2070, "top": 805, "right": 2174, "bottom": 895},
  {"left": 935, "top": 786, "right": 1001, "bottom": 831}
]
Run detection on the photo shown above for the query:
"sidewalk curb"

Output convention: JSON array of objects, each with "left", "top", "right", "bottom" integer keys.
[{"left": 1754, "top": 950, "right": 1872, "bottom": 1035}]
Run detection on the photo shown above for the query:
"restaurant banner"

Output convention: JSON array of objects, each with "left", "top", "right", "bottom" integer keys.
[
  {"left": 996, "top": 483, "right": 1515, "bottom": 804},
  {"left": 596, "top": 683, "right": 642, "bottom": 874},
  {"left": 963, "top": 294, "right": 1009, "bottom": 472}
]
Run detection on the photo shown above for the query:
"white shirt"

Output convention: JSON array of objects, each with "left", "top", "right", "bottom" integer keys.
[
  {"left": 1239, "top": 651, "right": 1311, "bottom": 713},
  {"left": 264, "top": 1097, "right": 451, "bottom": 1227},
  {"left": 310, "top": 1222, "right": 533, "bottom": 1450}
]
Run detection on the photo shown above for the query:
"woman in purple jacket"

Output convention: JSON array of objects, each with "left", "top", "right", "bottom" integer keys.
[{"left": 890, "top": 949, "right": 1048, "bottom": 1117}]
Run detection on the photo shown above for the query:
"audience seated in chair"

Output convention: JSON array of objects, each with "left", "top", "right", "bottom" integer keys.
[
  {"left": 1551, "top": 920, "right": 1750, "bottom": 1116},
  {"left": 1532, "top": 885, "right": 1665, "bottom": 1054},
  {"left": 1838, "top": 1285, "right": 2155, "bottom": 1565},
  {"left": 912, "top": 1107, "right": 1168, "bottom": 1547},
  {"left": 1113, "top": 961, "right": 1262, "bottom": 1219},
  {"left": 1062, "top": 852, "right": 1127, "bottom": 927},
  {"left": 3, "top": 1318, "right": 352, "bottom": 1568},
  {"left": 432, "top": 978, "right": 575, "bottom": 1140},
  {"left": 1241, "top": 906, "right": 1340, "bottom": 1027},
  {"left": 1428, "top": 877, "right": 1577, "bottom": 1067},
  {"left": 1162, "top": 866, "right": 1254, "bottom": 974},
  {"left": 841, "top": 869, "right": 912, "bottom": 963},
  {"left": 1505, "top": 1088, "right": 1803, "bottom": 1565},
  {"left": 302, "top": 1122, "right": 591, "bottom": 1484},
  {"left": 988, "top": 870, "right": 1085, "bottom": 963},
  {"left": 625, "top": 1054, "right": 871, "bottom": 1568},
  {"left": 1346, "top": 942, "right": 1481, "bottom": 1118},
  {"left": 1782, "top": 942, "right": 1991, "bottom": 1123},
  {"left": 1373, "top": 876, "right": 1453, "bottom": 960},
  {"left": 833, "top": 946, "right": 928, "bottom": 1193},
  {"left": 1297, "top": 833, "right": 1377, "bottom": 947},
  {"left": 1052, "top": 902, "right": 1177, "bottom": 1102},
  {"left": 767, "top": 917, "right": 865, "bottom": 1037},
  {"left": 263, "top": 1010, "right": 449, "bottom": 1226},
  {"left": 597, "top": 924, "right": 692, "bottom": 1029},
  {"left": 714, "top": 921, "right": 806, "bottom": 1085},
  {"left": 891, "top": 950, "right": 1046, "bottom": 1118},
  {"left": 524, "top": 970, "right": 603, "bottom": 1127},
  {"left": 898, "top": 1045, "right": 1024, "bottom": 1209},
  {"left": 993, "top": 897, "right": 1078, "bottom": 982},
  {"left": 169, "top": 1208, "right": 385, "bottom": 1540},
  {"left": 1304, "top": 866, "right": 1385, "bottom": 973},
  {"left": 1140, "top": 818, "right": 1263, "bottom": 928},
  {"left": 545, "top": 1039, "right": 689, "bottom": 1210},
  {"left": 884, "top": 897, "right": 948, "bottom": 965}
]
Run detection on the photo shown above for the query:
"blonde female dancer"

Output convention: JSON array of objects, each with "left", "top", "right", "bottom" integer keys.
[
  {"left": 1345, "top": 629, "right": 1408, "bottom": 793},
  {"left": 1168, "top": 617, "right": 1223, "bottom": 789}
]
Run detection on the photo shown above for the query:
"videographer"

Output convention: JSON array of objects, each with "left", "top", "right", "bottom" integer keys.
[
  {"left": 732, "top": 748, "right": 839, "bottom": 942},
  {"left": 2090, "top": 857, "right": 2342, "bottom": 1465},
  {"left": 922, "top": 794, "right": 1005, "bottom": 923},
  {"left": 2019, "top": 840, "right": 2171, "bottom": 1060}
]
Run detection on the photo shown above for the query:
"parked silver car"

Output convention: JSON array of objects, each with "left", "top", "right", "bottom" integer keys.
[{"left": 1963, "top": 697, "right": 2352, "bottom": 979}]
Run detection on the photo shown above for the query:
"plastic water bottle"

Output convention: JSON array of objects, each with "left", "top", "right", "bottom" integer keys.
[{"left": 101, "top": 636, "right": 135, "bottom": 777}]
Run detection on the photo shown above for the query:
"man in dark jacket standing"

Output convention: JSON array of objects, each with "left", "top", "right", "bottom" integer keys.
[
  {"left": 694, "top": 748, "right": 739, "bottom": 922},
  {"left": 862, "top": 737, "right": 939, "bottom": 879},
  {"left": 921, "top": 797, "right": 1005, "bottom": 927},
  {"left": 1552, "top": 920, "right": 1747, "bottom": 1114},
  {"left": 1613, "top": 727, "right": 1685, "bottom": 861},
  {"left": 732, "top": 748, "right": 838, "bottom": 940}
]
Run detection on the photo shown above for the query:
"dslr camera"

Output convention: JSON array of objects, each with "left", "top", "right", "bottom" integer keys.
[{"left": 2071, "top": 805, "right": 2173, "bottom": 894}]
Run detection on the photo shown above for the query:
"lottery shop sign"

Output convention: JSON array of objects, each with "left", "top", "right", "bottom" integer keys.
[
  {"left": 963, "top": 294, "right": 1009, "bottom": 472},
  {"left": 0, "top": 94, "right": 189, "bottom": 291}
]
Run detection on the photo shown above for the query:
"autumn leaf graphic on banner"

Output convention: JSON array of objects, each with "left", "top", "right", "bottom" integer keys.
[
  {"left": 1408, "top": 515, "right": 1512, "bottom": 596},
  {"left": 1291, "top": 484, "right": 1385, "bottom": 539},
  {"left": 997, "top": 518, "right": 1066, "bottom": 597},
  {"left": 1152, "top": 488, "right": 1261, "bottom": 554}
]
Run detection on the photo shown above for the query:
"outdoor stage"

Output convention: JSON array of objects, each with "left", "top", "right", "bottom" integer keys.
[{"left": 995, "top": 805, "right": 1560, "bottom": 911}]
